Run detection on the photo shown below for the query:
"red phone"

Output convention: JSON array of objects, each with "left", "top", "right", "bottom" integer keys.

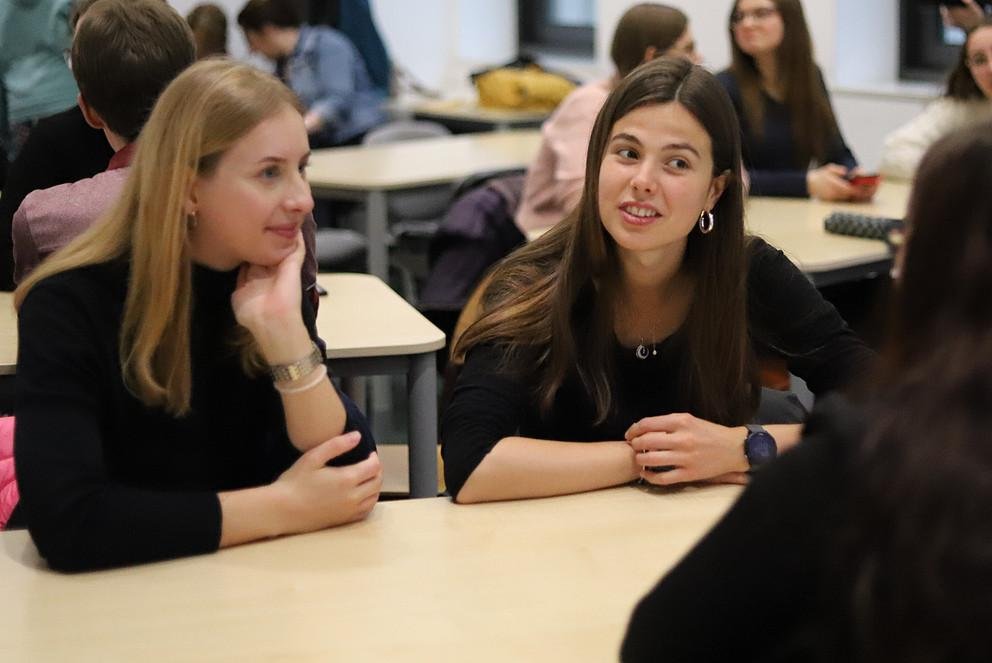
[{"left": 847, "top": 172, "right": 881, "bottom": 188}]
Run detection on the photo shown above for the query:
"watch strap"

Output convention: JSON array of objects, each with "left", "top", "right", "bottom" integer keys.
[{"left": 269, "top": 342, "right": 324, "bottom": 383}]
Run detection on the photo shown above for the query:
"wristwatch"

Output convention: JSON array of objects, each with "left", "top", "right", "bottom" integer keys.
[
  {"left": 269, "top": 342, "right": 324, "bottom": 383},
  {"left": 743, "top": 424, "right": 777, "bottom": 470}
]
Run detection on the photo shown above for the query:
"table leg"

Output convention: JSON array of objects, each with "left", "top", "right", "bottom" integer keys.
[
  {"left": 365, "top": 190, "right": 388, "bottom": 281},
  {"left": 407, "top": 352, "right": 439, "bottom": 498}
]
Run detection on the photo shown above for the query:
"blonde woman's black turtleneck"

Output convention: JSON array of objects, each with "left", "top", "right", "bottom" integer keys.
[{"left": 14, "top": 260, "right": 374, "bottom": 572}]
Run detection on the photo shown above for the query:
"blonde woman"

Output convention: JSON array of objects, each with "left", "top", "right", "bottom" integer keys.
[{"left": 12, "top": 59, "right": 381, "bottom": 572}]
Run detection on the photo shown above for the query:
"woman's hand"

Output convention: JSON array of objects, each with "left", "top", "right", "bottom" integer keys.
[
  {"left": 625, "top": 413, "right": 749, "bottom": 486},
  {"left": 304, "top": 110, "right": 325, "bottom": 135},
  {"left": 806, "top": 163, "right": 856, "bottom": 201},
  {"left": 273, "top": 431, "right": 382, "bottom": 534},
  {"left": 231, "top": 232, "right": 311, "bottom": 363},
  {"left": 942, "top": 0, "right": 985, "bottom": 31}
]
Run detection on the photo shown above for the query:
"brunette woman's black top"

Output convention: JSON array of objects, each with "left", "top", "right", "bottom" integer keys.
[
  {"left": 621, "top": 394, "right": 864, "bottom": 662},
  {"left": 14, "top": 260, "right": 374, "bottom": 572},
  {"left": 716, "top": 69, "right": 858, "bottom": 198},
  {"left": 441, "top": 238, "right": 872, "bottom": 498}
]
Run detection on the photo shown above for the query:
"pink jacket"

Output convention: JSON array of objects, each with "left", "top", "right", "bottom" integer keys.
[
  {"left": 514, "top": 78, "right": 612, "bottom": 233},
  {"left": 0, "top": 416, "right": 18, "bottom": 529}
]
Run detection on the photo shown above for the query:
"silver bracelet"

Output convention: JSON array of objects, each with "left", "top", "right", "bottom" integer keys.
[
  {"left": 273, "top": 364, "right": 328, "bottom": 395},
  {"left": 269, "top": 342, "right": 323, "bottom": 383}
]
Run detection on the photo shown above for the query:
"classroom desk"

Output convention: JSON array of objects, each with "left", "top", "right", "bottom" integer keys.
[
  {"left": 746, "top": 180, "right": 911, "bottom": 286},
  {"left": 0, "top": 276, "right": 444, "bottom": 497},
  {"left": 318, "top": 273, "right": 445, "bottom": 498},
  {"left": 0, "top": 293, "right": 14, "bottom": 376},
  {"left": 0, "top": 483, "right": 741, "bottom": 662},
  {"left": 307, "top": 129, "right": 541, "bottom": 280},
  {"left": 409, "top": 98, "right": 550, "bottom": 132}
]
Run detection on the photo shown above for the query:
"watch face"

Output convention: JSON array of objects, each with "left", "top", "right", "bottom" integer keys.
[{"left": 746, "top": 431, "right": 777, "bottom": 467}]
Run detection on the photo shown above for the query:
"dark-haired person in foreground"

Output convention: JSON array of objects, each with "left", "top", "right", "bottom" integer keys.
[
  {"left": 441, "top": 57, "right": 873, "bottom": 504},
  {"left": 622, "top": 120, "right": 992, "bottom": 662}
]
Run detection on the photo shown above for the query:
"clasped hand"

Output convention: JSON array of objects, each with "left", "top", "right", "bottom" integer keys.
[{"left": 625, "top": 413, "right": 750, "bottom": 486}]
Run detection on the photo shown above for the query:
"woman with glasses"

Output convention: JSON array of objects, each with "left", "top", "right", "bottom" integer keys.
[
  {"left": 717, "top": 0, "right": 872, "bottom": 201},
  {"left": 881, "top": 18, "right": 992, "bottom": 180},
  {"left": 622, "top": 118, "right": 992, "bottom": 663}
]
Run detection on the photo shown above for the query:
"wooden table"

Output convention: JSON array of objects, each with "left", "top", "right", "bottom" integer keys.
[
  {"left": 0, "top": 484, "right": 741, "bottom": 662},
  {"left": 318, "top": 273, "right": 445, "bottom": 497},
  {"left": 307, "top": 129, "right": 541, "bottom": 280},
  {"left": 0, "top": 276, "right": 445, "bottom": 497},
  {"left": 746, "top": 180, "right": 911, "bottom": 286}
]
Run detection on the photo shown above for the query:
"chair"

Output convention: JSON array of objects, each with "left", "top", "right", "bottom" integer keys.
[{"left": 362, "top": 120, "right": 454, "bottom": 301}]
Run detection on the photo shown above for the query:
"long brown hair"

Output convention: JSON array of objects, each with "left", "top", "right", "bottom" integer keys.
[
  {"left": 15, "top": 60, "right": 301, "bottom": 415},
  {"left": 456, "top": 57, "right": 757, "bottom": 426},
  {"left": 945, "top": 19, "right": 992, "bottom": 100},
  {"left": 728, "top": 0, "right": 840, "bottom": 167},
  {"left": 833, "top": 121, "right": 992, "bottom": 661}
]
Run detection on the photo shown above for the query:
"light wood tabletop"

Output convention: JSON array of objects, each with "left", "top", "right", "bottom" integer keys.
[
  {"left": 317, "top": 273, "right": 445, "bottom": 358},
  {"left": 746, "top": 180, "right": 911, "bottom": 282},
  {"left": 0, "top": 293, "right": 14, "bottom": 376},
  {"left": 307, "top": 129, "right": 541, "bottom": 193},
  {"left": 0, "top": 484, "right": 741, "bottom": 662}
]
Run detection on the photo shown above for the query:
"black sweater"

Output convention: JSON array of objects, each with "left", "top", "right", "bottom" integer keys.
[
  {"left": 716, "top": 69, "right": 857, "bottom": 198},
  {"left": 441, "top": 239, "right": 873, "bottom": 497},
  {"left": 620, "top": 395, "right": 864, "bottom": 662},
  {"left": 14, "top": 260, "right": 374, "bottom": 572}
]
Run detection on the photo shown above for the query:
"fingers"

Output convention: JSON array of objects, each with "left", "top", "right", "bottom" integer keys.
[
  {"left": 306, "top": 431, "right": 362, "bottom": 466},
  {"left": 625, "top": 412, "right": 694, "bottom": 440},
  {"left": 634, "top": 450, "right": 683, "bottom": 468},
  {"left": 823, "top": 163, "right": 848, "bottom": 176},
  {"left": 640, "top": 467, "right": 691, "bottom": 486}
]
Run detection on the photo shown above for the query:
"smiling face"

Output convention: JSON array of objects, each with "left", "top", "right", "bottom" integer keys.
[
  {"left": 967, "top": 26, "right": 992, "bottom": 100},
  {"left": 187, "top": 104, "right": 313, "bottom": 270},
  {"left": 731, "top": 0, "right": 785, "bottom": 58},
  {"left": 596, "top": 102, "right": 727, "bottom": 263}
]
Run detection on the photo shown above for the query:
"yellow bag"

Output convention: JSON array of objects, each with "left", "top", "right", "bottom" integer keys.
[{"left": 474, "top": 65, "right": 576, "bottom": 112}]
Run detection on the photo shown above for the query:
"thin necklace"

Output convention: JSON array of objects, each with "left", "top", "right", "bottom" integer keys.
[{"left": 634, "top": 341, "right": 657, "bottom": 360}]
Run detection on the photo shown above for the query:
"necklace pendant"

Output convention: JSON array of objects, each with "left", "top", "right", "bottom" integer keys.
[{"left": 635, "top": 344, "right": 650, "bottom": 360}]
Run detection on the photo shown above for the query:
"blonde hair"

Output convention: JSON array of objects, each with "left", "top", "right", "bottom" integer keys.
[{"left": 15, "top": 59, "right": 302, "bottom": 415}]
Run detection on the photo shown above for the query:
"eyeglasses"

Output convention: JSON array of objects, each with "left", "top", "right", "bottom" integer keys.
[
  {"left": 730, "top": 7, "right": 779, "bottom": 25},
  {"left": 967, "top": 51, "right": 992, "bottom": 68}
]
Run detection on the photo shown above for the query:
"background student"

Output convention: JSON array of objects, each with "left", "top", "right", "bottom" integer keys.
[
  {"left": 187, "top": 2, "right": 229, "bottom": 58},
  {"left": 237, "top": 0, "right": 387, "bottom": 147},
  {"left": 12, "top": 0, "right": 196, "bottom": 283},
  {"left": 880, "top": 17, "right": 992, "bottom": 179},
  {"left": 622, "top": 118, "right": 992, "bottom": 663},
  {"left": 441, "top": 57, "right": 872, "bottom": 504},
  {"left": 0, "top": 0, "right": 113, "bottom": 291},
  {"left": 12, "top": 59, "right": 380, "bottom": 571},
  {"left": 717, "top": 0, "right": 873, "bottom": 201}
]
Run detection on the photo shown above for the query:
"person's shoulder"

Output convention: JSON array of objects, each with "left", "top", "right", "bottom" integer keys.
[
  {"left": 16, "top": 168, "right": 127, "bottom": 229},
  {"left": 307, "top": 25, "right": 357, "bottom": 54},
  {"left": 715, "top": 68, "right": 738, "bottom": 88},
  {"left": 22, "top": 261, "right": 128, "bottom": 312}
]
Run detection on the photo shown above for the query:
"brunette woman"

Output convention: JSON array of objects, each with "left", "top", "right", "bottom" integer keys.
[
  {"left": 718, "top": 0, "right": 872, "bottom": 201},
  {"left": 13, "top": 59, "right": 381, "bottom": 571},
  {"left": 441, "top": 57, "right": 872, "bottom": 504},
  {"left": 623, "top": 118, "right": 992, "bottom": 663},
  {"left": 881, "top": 18, "right": 992, "bottom": 179}
]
